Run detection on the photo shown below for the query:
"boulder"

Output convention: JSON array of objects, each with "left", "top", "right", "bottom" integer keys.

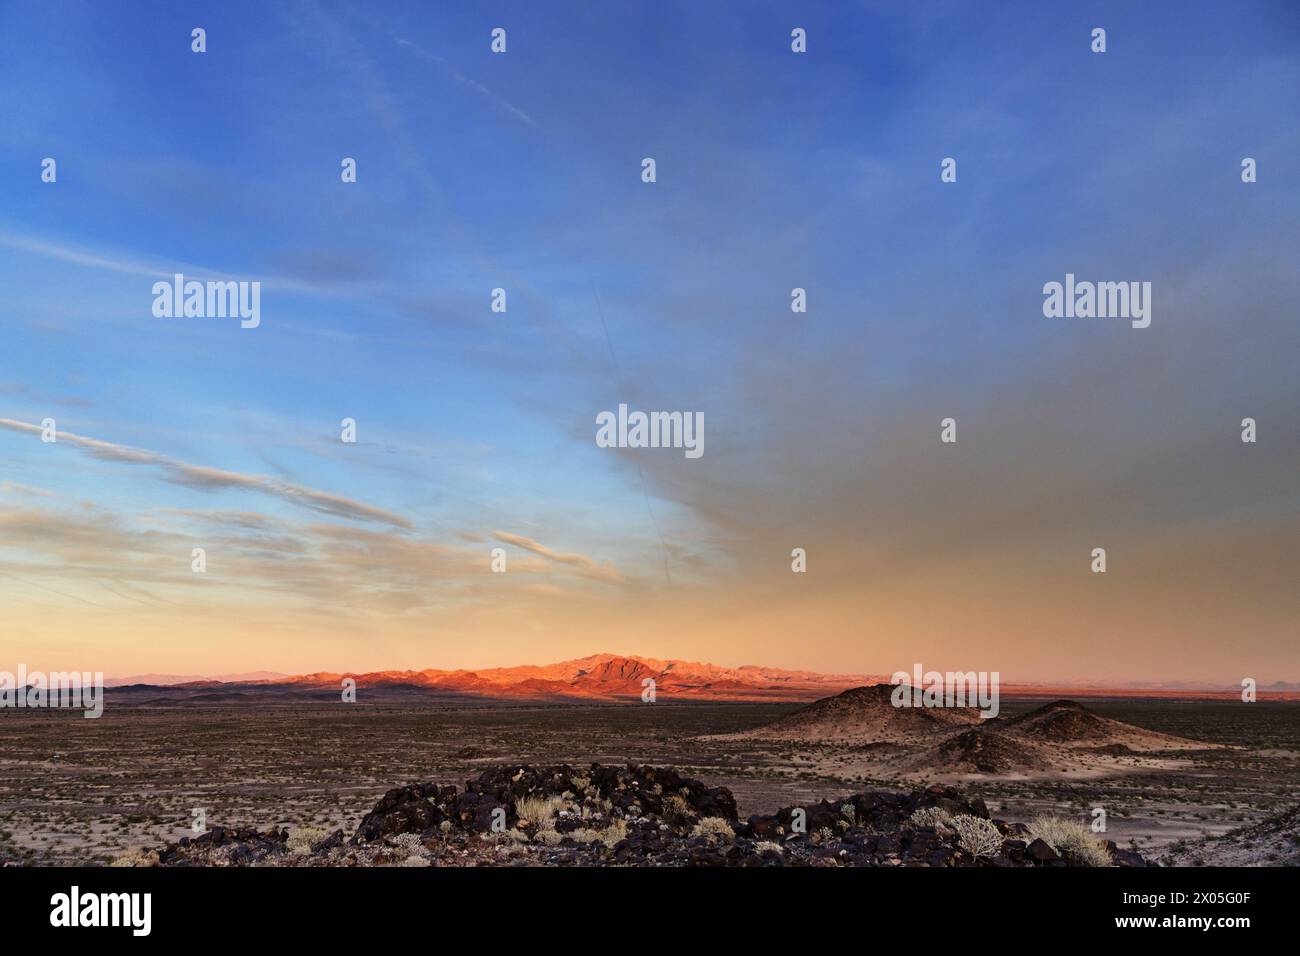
[{"left": 1025, "top": 838, "right": 1060, "bottom": 863}]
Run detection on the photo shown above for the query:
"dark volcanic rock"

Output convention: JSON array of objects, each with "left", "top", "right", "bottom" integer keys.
[
  {"left": 1025, "top": 838, "right": 1061, "bottom": 863},
  {"left": 1112, "top": 848, "right": 1148, "bottom": 867},
  {"left": 159, "top": 827, "right": 288, "bottom": 866},
  {"left": 354, "top": 782, "right": 456, "bottom": 842},
  {"left": 149, "top": 762, "right": 1148, "bottom": 869},
  {"left": 311, "top": 829, "right": 344, "bottom": 853}
]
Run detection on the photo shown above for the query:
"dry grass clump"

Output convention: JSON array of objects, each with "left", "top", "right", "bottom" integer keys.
[
  {"left": 691, "top": 817, "right": 735, "bottom": 839},
  {"left": 514, "top": 795, "right": 568, "bottom": 828},
  {"left": 663, "top": 794, "right": 698, "bottom": 824},
  {"left": 109, "top": 850, "right": 158, "bottom": 867},
  {"left": 288, "top": 826, "right": 330, "bottom": 856},
  {"left": 569, "top": 819, "right": 627, "bottom": 848},
  {"left": 1028, "top": 815, "right": 1112, "bottom": 866}
]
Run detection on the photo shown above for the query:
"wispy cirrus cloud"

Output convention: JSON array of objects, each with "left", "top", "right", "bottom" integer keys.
[
  {"left": 0, "top": 228, "right": 374, "bottom": 297},
  {"left": 0, "top": 419, "right": 412, "bottom": 530},
  {"left": 492, "top": 530, "right": 623, "bottom": 583},
  {"left": 395, "top": 38, "right": 538, "bottom": 128},
  {"left": 0, "top": 480, "right": 60, "bottom": 498}
]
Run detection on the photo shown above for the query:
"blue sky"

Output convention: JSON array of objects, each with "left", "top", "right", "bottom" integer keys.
[{"left": 1, "top": 1, "right": 1297, "bottom": 680}]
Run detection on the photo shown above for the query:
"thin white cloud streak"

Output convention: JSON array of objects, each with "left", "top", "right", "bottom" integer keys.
[
  {"left": 0, "top": 419, "right": 412, "bottom": 529},
  {"left": 0, "top": 480, "right": 60, "bottom": 498},
  {"left": 396, "top": 38, "right": 538, "bottom": 128},
  {"left": 0, "top": 228, "right": 368, "bottom": 297},
  {"left": 492, "top": 530, "right": 622, "bottom": 582}
]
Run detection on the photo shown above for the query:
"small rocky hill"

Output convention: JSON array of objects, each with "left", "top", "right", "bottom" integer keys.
[
  {"left": 725, "top": 683, "right": 984, "bottom": 743},
  {"left": 908, "top": 699, "right": 1207, "bottom": 775},
  {"left": 721, "top": 690, "right": 1208, "bottom": 778},
  {"left": 994, "top": 699, "right": 1196, "bottom": 750}
]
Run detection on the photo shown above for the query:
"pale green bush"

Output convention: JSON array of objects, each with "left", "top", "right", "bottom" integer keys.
[{"left": 950, "top": 814, "right": 1003, "bottom": 859}]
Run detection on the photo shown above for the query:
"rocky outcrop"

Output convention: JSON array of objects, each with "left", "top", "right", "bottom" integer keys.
[
  {"left": 158, "top": 826, "right": 289, "bottom": 867},
  {"left": 149, "top": 763, "right": 1147, "bottom": 868}
]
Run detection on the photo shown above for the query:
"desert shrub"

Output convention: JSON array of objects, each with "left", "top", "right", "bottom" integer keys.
[
  {"left": 386, "top": 832, "right": 427, "bottom": 856},
  {"left": 1028, "top": 815, "right": 1112, "bottom": 866},
  {"left": 514, "top": 795, "right": 567, "bottom": 827},
  {"left": 691, "top": 817, "right": 735, "bottom": 839},
  {"left": 909, "top": 806, "right": 953, "bottom": 828},
  {"left": 663, "top": 794, "right": 698, "bottom": 824},
  {"left": 600, "top": 819, "right": 628, "bottom": 846},
  {"left": 288, "top": 826, "right": 330, "bottom": 856},
  {"left": 950, "top": 814, "right": 1004, "bottom": 859},
  {"left": 534, "top": 828, "right": 562, "bottom": 846}
]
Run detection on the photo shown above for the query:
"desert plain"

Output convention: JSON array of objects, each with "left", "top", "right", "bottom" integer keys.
[{"left": 1, "top": 687, "right": 1296, "bottom": 866}]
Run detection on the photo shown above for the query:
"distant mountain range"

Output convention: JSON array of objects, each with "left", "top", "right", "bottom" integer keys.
[
  {"left": 104, "top": 671, "right": 289, "bottom": 687},
  {"left": 100, "top": 654, "right": 1300, "bottom": 704},
  {"left": 103, "top": 654, "right": 882, "bottom": 704}
]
